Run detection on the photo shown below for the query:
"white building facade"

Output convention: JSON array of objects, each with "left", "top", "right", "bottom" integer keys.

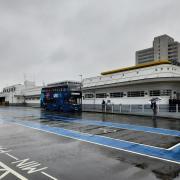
[
  {"left": 0, "top": 81, "right": 42, "bottom": 107},
  {"left": 82, "top": 61, "right": 180, "bottom": 108}
]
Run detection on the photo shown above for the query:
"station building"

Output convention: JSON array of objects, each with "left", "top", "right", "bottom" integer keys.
[
  {"left": 0, "top": 81, "right": 42, "bottom": 107},
  {"left": 82, "top": 60, "right": 180, "bottom": 110}
]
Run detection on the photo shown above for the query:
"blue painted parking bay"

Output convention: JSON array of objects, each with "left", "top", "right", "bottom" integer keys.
[
  {"left": 41, "top": 114, "right": 180, "bottom": 137},
  {"left": 6, "top": 118, "right": 180, "bottom": 165}
]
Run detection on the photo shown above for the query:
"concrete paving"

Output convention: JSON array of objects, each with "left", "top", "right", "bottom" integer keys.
[{"left": 0, "top": 106, "right": 180, "bottom": 180}]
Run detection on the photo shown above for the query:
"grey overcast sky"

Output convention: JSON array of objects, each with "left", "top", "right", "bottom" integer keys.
[{"left": 0, "top": 0, "right": 180, "bottom": 89}]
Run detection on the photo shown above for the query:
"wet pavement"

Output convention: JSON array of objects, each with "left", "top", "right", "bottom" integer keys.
[{"left": 0, "top": 106, "right": 180, "bottom": 180}]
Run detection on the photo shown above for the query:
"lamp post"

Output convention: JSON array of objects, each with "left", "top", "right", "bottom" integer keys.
[
  {"left": 79, "top": 74, "right": 83, "bottom": 108},
  {"left": 11, "top": 91, "right": 13, "bottom": 104},
  {"left": 79, "top": 74, "right": 83, "bottom": 90}
]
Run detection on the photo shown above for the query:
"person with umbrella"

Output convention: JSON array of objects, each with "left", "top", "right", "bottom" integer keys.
[
  {"left": 150, "top": 97, "right": 161, "bottom": 126},
  {"left": 102, "top": 99, "right": 106, "bottom": 112}
]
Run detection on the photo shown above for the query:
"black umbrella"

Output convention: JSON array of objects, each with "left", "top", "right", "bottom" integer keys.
[{"left": 149, "top": 97, "right": 162, "bottom": 103}]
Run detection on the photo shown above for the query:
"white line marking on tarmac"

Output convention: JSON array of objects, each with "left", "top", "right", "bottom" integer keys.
[
  {"left": 0, "top": 161, "right": 28, "bottom": 180},
  {"left": 0, "top": 149, "right": 12, "bottom": 154},
  {"left": 87, "top": 131, "right": 167, "bottom": 150},
  {"left": 13, "top": 122, "right": 166, "bottom": 150},
  {"left": 0, "top": 170, "right": 9, "bottom": 179},
  {"left": 12, "top": 158, "right": 48, "bottom": 174},
  {"left": 41, "top": 171, "right": 58, "bottom": 180},
  {"left": 41, "top": 115, "right": 180, "bottom": 137},
  {"left": 5, "top": 153, "right": 19, "bottom": 160},
  {"left": 14, "top": 122, "right": 180, "bottom": 165},
  {"left": 168, "top": 143, "right": 180, "bottom": 150}
]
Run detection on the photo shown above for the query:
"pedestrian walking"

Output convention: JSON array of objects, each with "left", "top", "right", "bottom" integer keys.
[
  {"left": 102, "top": 100, "right": 106, "bottom": 112},
  {"left": 151, "top": 101, "right": 157, "bottom": 127}
]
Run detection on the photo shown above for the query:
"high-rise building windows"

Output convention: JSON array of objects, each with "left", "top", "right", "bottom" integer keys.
[{"left": 136, "top": 35, "right": 180, "bottom": 66}]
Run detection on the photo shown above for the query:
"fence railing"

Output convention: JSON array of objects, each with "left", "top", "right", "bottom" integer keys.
[{"left": 82, "top": 104, "right": 180, "bottom": 114}]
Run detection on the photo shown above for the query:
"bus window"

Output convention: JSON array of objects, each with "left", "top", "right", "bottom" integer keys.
[
  {"left": 77, "top": 98, "right": 81, "bottom": 105},
  {"left": 69, "top": 97, "right": 77, "bottom": 104}
]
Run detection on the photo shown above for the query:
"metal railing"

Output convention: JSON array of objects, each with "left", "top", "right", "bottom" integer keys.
[{"left": 82, "top": 104, "right": 180, "bottom": 116}]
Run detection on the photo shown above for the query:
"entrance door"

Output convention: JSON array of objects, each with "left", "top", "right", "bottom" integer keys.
[{"left": 0, "top": 97, "right": 5, "bottom": 105}]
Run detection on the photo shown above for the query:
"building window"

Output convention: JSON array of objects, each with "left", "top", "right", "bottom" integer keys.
[
  {"left": 110, "top": 92, "right": 123, "bottom": 98},
  {"left": 96, "top": 93, "right": 107, "bottom": 98},
  {"left": 150, "top": 90, "right": 160, "bottom": 96},
  {"left": 161, "top": 89, "right": 172, "bottom": 96},
  {"left": 149, "top": 90, "right": 172, "bottom": 96},
  {"left": 85, "top": 94, "right": 94, "bottom": 99},
  {"left": 127, "top": 91, "right": 145, "bottom": 97}
]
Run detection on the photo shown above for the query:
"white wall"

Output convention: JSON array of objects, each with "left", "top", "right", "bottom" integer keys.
[
  {"left": 82, "top": 82, "right": 180, "bottom": 105},
  {"left": 83, "top": 64, "right": 180, "bottom": 88},
  {"left": 83, "top": 96, "right": 170, "bottom": 105},
  {"left": 0, "top": 82, "right": 42, "bottom": 105}
]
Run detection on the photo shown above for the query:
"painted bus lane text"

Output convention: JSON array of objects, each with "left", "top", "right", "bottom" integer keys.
[{"left": 0, "top": 146, "right": 58, "bottom": 180}]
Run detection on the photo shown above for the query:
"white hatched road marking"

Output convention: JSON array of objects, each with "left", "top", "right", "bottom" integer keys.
[
  {"left": 14, "top": 122, "right": 180, "bottom": 165},
  {"left": 0, "top": 161, "right": 28, "bottom": 180},
  {"left": 1, "top": 146, "right": 58, "bottom": 179},
  {"left": 5, "top": 153, "right": 19, "bottom": 160},
  {"left": 41, "top": 171, "right": 58, "bottom": 180},
  {"left": 168, "top": 143, "right": 180, "bottom": 150}
]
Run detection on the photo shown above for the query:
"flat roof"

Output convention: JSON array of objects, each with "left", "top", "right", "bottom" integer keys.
[
  {"left": 101, "top": 60, "right": 171, "bottom": 75},
  {"left": 47, "top": 81, "right": 80, "bottom": 87},
  {"left": 83, "top": 77, "right": 180, "bottom": 90}
]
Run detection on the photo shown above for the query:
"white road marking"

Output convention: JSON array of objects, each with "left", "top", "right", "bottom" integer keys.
[
  {"left": 0, "top": 170, "right": 9, "bottom": 179},
  {"left": 41, "top": 171, "right": 58, "bottom": 180},
  {"left": 14, "top": 122, "right": 180, "bottom": 165},
  {"left": 13, "top": 122, "right": 166, "bottom": 150},
  {"left": 0, "top": 161, "right": 28, "bottom": 180},
  {"left": 0, "top": 147, "right": 12, "bottom": 154},
  {"left": 0, "top": 169, "right": 6, "bottom": 171},
  {"left": 5, "top": 153, "right": 19, "bottom": 160},
  {"left": 0, "top": 146, "right": 57, "bottom": 179},
  {"left": 12, "top": 158, "right": 48, "bottom": 174},
  {"left": 168, "top": 143, "right": 180, "bottom": 150}
]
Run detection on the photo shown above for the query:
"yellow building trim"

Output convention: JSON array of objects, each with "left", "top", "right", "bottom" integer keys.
[{"left": 101, "top": 60, "right": 171, "bottom": 75}]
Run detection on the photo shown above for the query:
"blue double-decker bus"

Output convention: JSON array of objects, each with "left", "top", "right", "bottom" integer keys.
[{"left": 40, "top": 81, "right": 82, "bottom": 112}]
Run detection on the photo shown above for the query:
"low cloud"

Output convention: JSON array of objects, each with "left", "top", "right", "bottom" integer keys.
[{"left": 0, "top": 0, "right": 179, "bottom": 89}]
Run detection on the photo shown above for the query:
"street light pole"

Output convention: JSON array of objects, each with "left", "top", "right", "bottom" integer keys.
[{"left": 79, "top": 74, "right": 83, "bottom": 90}]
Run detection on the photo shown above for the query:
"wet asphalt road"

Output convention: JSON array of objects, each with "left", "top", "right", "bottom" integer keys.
[{"left": 0, "top": 106, "right": 180, "bottom": 180}]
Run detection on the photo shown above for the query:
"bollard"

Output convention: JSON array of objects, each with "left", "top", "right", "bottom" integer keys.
[
  {"left": 157, "top": 104, "right": 160, "bottom": 113},
  {"left": 142, "top": 104, "right": 144, "bottom": 112},
  {"left": 129, "top": 104, "right": 132, "bottom": 113},
  {"left": 176, "top": 104, "right": 178, "bottom": 113},
  {"left": 119, "top": 104, "right": 122, "bottom": 113}
]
